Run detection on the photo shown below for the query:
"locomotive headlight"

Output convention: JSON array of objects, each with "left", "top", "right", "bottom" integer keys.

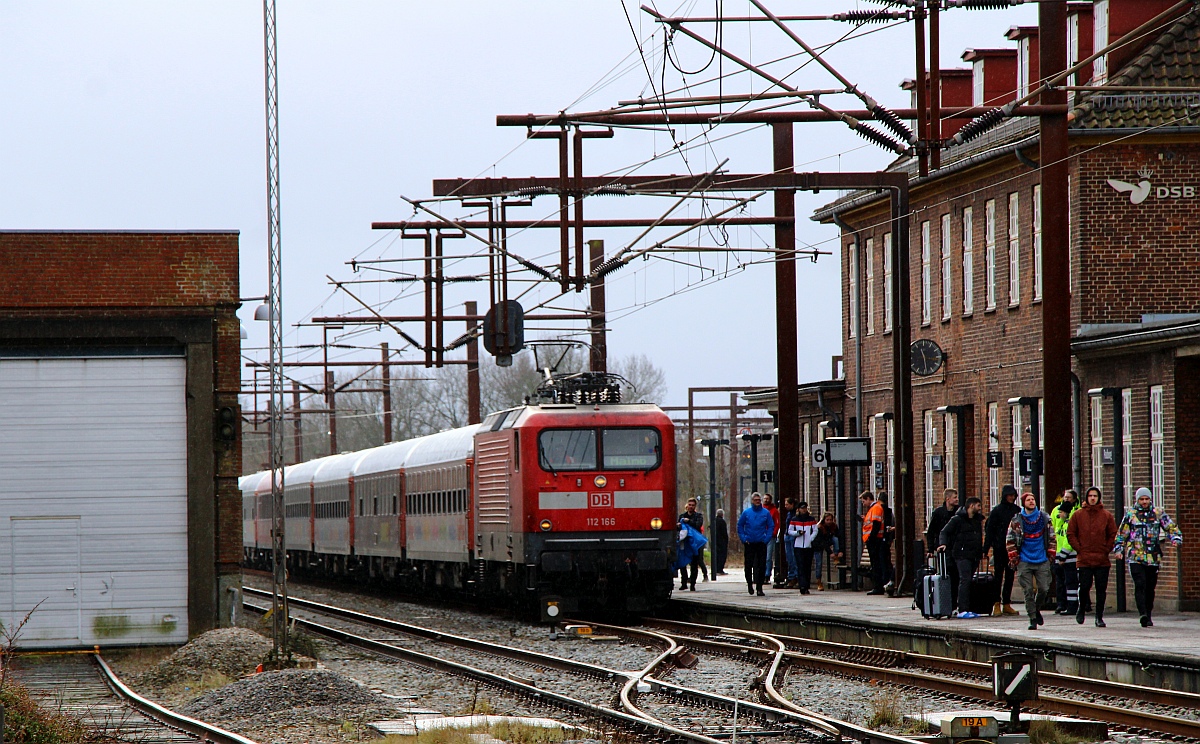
[
  {"left": 650, "top": 517, "right": 663, "bottom": 530},
  {"left": 539, "top": 519, "right": 553, "bottom": 532},
  {"left": 593, "top": 475, "right": 607, "bottom": 488}
]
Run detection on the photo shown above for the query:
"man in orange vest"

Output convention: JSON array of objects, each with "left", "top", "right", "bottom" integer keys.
[{"left": 860, "top": 490, "right": 887, "bottom": 595}]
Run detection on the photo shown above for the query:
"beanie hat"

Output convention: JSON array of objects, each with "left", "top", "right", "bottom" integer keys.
[{"left": 1135, "top": 487, "right": 1153, "bottom": 500}]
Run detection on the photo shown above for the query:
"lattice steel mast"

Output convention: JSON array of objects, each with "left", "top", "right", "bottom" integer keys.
[{"left": 263, "top": 0, "right": 289, "bottom": 663}]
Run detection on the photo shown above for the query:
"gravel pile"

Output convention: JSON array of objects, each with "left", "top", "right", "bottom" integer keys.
[
  {"left": 139, "top": 627, "right": 272, "bottom": 686},
  {"left": 184, "top": 668, "right": 391, "bottom": 720}
]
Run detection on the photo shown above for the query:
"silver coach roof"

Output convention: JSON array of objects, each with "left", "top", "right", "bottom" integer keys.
[{"left": 403, "top": 425, "right": 481, "bottom": 470}]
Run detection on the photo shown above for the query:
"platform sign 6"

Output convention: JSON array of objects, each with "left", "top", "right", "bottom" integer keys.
[{"left": 589, "top": 493, "right": 613, "bottom": 508}]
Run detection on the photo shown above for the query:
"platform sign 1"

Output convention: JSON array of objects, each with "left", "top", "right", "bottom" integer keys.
[
  {"left": 759, "top": 470, "right": 774, "bottom": 484},
  {"left": 993, "top": 652, "right": 1038, "bottom": 701}
]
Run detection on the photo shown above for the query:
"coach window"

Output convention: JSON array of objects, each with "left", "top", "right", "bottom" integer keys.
[
  {"left": 602, "top": 428, "right": 661, "bottom": 470},
  {"left": 538, "top": 429, "right": 597, "bottom": 472}
]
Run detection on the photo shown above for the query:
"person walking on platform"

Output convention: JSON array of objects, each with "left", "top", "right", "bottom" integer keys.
[
  {"left": 678, "top": 498, "right": 707, "bottom": 589},
  {"left": 986, "top": 484, "right": 1021, "bottom": 616},
  {"left": 861, "top": 491, "right": 888, "bottom": 595},
  {"left": 1114, "top": 487, "right": 1183, "bottom": 627},
  {"left": 787, "top": 501, "right": 819, "bottom": 593},
  {"left": 1067, "top": 486, "right": 1117, "bottom": 627},
  {"left": 1007, "top": 492, "right": 1056, "bottom": 631},
  {"left": 738, "top": 492, "right": 774, "bottom": 596},
  {"left": 879, "top": 492, "right": 897, "bottom": 595},
  {"left": 939, "top": 497, "right": 985, "bottom": 618},
  {"left": 762, "top": 494, "right": 781, "bottom": 585},
  {"left": 812, "top": 512, "right": 843, "bottom": 591},
  {"left": 712, "top": 509, "right": 729, "bottom": 577},
  {"left": 1052, "top": 489, "right": 1081, "bottom": 615},
  {"left": 780, "top": 497, "right": 799, "bottom": 588},
  {"left": 926, "top": 488, "right": 960, "bottom": 606}
]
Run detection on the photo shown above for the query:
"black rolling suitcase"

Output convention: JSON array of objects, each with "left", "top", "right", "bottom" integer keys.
[
  {"left": 968, "top": 558, "right": 1001, "bottom": 615},
  {"left": 921, "top": 552, "right": 953, "bottom": 619}
]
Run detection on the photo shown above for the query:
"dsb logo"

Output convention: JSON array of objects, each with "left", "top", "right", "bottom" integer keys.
[{"left": 589, "top": 493, "right": 613, "bottom": 508}]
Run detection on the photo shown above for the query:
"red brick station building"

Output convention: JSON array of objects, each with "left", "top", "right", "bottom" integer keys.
[{"left": 753, "top": 1, "right": 1200, "bottom": 612}]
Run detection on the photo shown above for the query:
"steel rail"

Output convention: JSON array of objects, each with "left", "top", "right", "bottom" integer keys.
[
  {"left": 644, "top": 619, "right": 1200, "bottom": 740},
  {"left": 241, "top": 601, "right": 713, "bottom": 744},
  {"left": 94, "top": 654, "right": 260, "bottom": 744},
  {"left": 244, "top": 588, "right": 844, "bottom": 742}
]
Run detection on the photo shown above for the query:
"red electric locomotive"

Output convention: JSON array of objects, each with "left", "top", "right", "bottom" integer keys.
[{"left": 240, "top": 374, "right": 677, "bottom": 615}]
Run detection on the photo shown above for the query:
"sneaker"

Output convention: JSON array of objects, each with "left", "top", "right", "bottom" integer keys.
[
  {"left": 1036, "top": 611, "right": 1045, "bottom": 626},
  {"left": 1028, "top": 621, "right": 1038, "bottom": 630},
  {"left": 1076, "top": 611, "right": 1085, "bottom": 625},
  {"left": 957, "top": 611, "right": 980, "bottom": 619},
  {"left": 748, "top": 585, "right": 755, "bottom": 595},
  {"left": 1095, "top": 617, "right": 1106, "bottom": 627},
  {"left": 756, "top": 589, "right": 766, "bottom": 596},
  {"left": 866, "top": 589, "right": 885, "bottom": 595}
]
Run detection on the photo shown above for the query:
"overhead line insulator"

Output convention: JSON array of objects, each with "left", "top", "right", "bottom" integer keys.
[
  {"left": 950, "top": 106, "right": 1008, "bottom": 146},
  {"left": 871, "top": 104, "right": 916, "bottom": 144},
  {"left": 831, "top": 10, "right": 911, "bottom": 23},
  {"left": 853, "top": 123, "right": 908, "bottom": 155}
]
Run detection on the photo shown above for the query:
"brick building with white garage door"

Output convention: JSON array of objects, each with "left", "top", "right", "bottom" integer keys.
[{"left": 0, "top": 231, "right": 241, "bottom": 647}]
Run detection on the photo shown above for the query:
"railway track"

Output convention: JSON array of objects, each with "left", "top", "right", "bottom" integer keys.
[
  {"left": 7, "top": 652, "right": 257, "bottom": 744},
  {"left": 243, "top": 585, "right": 918, "bottom": 744},
  {"left": 643, "top": 618, "right": 1200, "bottom": 740}
]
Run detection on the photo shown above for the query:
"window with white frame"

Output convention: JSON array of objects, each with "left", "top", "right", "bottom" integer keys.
[
  {"left": 803, "top": 422, "right": 811, "bottom": 502},
  {"left": 1068, "top": 14, "right": 1080, "bottom": 88},
  {"left": 963, "top": 207, "right": 975, "bottom": 315},
  {"left": 886, "top": 418, "right": 895, "bottom": 497},
  {"left": 849, "top": 242, "right": 858, "bottom": 339},
  {"left": 1018, "top": 37, "right": 1031, "bottom": 99},
  {"left": 972, "top": 59, "right": 985, "bottom": 106},
  {"left": 921, "top": 221, "right": 931, "bottom": 325},
  {"left": 1122, "top": 389, "right": 1133, "bottom": 499},
  {"left": 1038, "top": 398, "right": 1045, "bottom": 496},
  {"left": 1094, "top": 0, "right": 1109, "bottom": 84},
  {"left": 988, "top": 402, "right": 999, "bottom": 506},
  {"left": 866, "top": 238, "right": 876, "bottom": 336},
  {"left": 1012, "top": 404, "right": 1023, "bottom": 490},
  {"left": 869, "top": 416, "right": 879, "bottom": 494},
  {"left": 941, "top": 214, "right": 952, "bottom": 321},
  {"left": 943, "top": 410, "right": 956, "bottom": 497},
  {"left": 985, "top": 199, "right": 997, "bottom": 310},
  {"left": 883, "top": 232, "right": 894, "bottom": 333},
  {"left": 924, "top": 411, "right": 936, "bottom": 516},
  {"left": 1091, "top": 396, "right": 1104, "bottom": 491},
  {"left": 1008, "top": 192, "right": 1021, "bottom": 306},
  {"left": 1033, "top": 185, "right": 1043, "bottom": 300},
  {"left": 1151, "top": 385, "right": 1164, "bottom": 507}
]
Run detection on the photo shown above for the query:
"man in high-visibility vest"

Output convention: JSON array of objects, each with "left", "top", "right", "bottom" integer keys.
[{"left": 860, "top": 490, "right": 887, "bottom": 595}]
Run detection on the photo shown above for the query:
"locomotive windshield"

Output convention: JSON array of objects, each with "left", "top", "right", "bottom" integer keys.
[{"left": 538, "top": 427, "right": 661, "bottom": 472}]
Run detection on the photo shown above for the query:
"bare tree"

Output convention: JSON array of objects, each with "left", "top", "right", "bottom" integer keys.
[{"left": 611, "top": 353, "right": 668, "bottom": 404}]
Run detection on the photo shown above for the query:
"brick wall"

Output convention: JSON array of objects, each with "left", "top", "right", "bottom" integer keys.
[{"left": 1077, "top": 142, "right": 1200, "bottom": 325}]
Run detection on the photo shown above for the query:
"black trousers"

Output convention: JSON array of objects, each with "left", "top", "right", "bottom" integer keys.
[
  {"left": 955, "top": 557, "right": 978, "bottom": 613},
  {"left": 713, "top": 539, "right": 728, "bottom": 574},
  {"left": 866, "top": 537, "right": 887, "bottom": 590},
  {"left": 1130, "top": 563, "right": 1160, "bottom": 619},
  {"left": 1077, "top": 565, "right": 1110, "bottom": 617},
  {"left": 946, "top": 556, "right": 961, "bottom": 608},
  {"left": 992, "top": 551, "right": 1016, "bottom": 604},
  {"left": 744, "top": 541, "right": 768, "bottom": 590},
  {"left": 795, "top": 546, "right": 814, "bottom": 590}
]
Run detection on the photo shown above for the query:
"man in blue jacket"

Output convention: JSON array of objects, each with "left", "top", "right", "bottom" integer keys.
[{"left": 738, "top": 492, "right": 775, "bottom": 596}]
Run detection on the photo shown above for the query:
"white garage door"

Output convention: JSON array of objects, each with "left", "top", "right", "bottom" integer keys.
[{"left": 0, "top": 355, "right": 189, "bottom": 647}]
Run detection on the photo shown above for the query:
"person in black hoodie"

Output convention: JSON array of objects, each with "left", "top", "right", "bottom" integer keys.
[
  {"left": 938, "top": 497, "right": 985, "bottom": 618},
  {"left": 925, "top": 488, "right": 960, "bottom": 605},
  {"left": 984, "top": 484, "right": 1021, "bottom": 616}
]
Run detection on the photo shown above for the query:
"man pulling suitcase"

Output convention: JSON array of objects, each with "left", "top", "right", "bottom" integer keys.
[{"left": 938, "top": 497, "right": 985, "bottom": 618}]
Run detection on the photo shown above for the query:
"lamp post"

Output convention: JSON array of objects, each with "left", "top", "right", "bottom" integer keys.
[
  {"left": 1007, "top": 397, "right": 1042, "bottom": 503},
  {"left": 698, "top": 437, "right": 730, "bottom": 531},
  {"left": 1089, "top": 387, "right": 1126, "bottom": 612},
  {"left": 740, "top": 432, "right": 774, "bottom": 505}
]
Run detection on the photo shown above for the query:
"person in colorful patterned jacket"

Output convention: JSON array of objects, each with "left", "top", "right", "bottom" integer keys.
[
  {"left": 1113, "top": 487, "right": 1183, "bottom": 627},
  {"left": 1007, "top": 491, "right": 1056, "bottom": 631},
  {"left": 1051, "top": 489, "right": 1080, "bottom": 615}
]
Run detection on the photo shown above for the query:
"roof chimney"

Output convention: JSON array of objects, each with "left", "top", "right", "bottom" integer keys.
[
  {"left": 1092, "top": 0, "right": 1183, "bottom": 85},
  {"left": 1067, "top": 3, "right": 1095, "bottom": 89},
  {"left": 1005, "top": 27, "right": 1039, "bottom": 101},
  {"left": 962, "top": 48, "right": 1018, "bottom": 108}
]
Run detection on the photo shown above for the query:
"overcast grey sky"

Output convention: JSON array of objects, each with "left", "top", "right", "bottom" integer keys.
[{"left": 0, "top": 2, "right": 1034, "bottom": 408}]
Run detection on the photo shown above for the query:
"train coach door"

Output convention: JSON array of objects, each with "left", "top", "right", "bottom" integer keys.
[{"left": 8, "top": 516, "right": 83, "bottom": 645}]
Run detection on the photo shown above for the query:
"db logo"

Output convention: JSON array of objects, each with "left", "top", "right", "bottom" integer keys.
[{"left": 589, "top": 493, "right": 613, "bottom": 508}]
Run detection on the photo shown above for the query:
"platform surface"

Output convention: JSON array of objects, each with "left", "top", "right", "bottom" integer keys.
[{"left": 669, "top": 570, "right": 1200, "bottom": 666}]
